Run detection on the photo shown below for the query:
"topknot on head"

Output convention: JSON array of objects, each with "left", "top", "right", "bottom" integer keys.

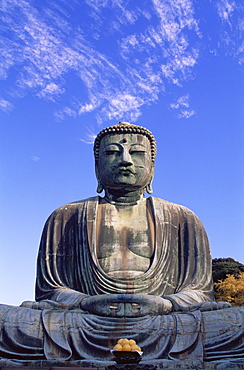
[{"left": 93, "top": 122, "right": 157, "bottom": 162}]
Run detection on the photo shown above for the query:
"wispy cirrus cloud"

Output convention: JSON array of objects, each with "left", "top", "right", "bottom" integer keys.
[
  {"left": 170, "top": 94, "right": 195, "bottom": 118},
  {"left": 212, "top": 0, "right": 243, "bottom": 62},
  {"left": 215, "top": 0, "right": 236, "bottom": 23},
  {"left": 37, "top": 83, "right": 65, "bottom": 101},
  {"left": 0, "top": 98, "right": 13, "bottom": 112},
  {"left": 101, "top": 93, "right": 144, "bottom": 122},
  {"left": 119, "top": 0, "right": 201, "bottom": 81},
  {"left": 31, "top": 156, "right": 40, "bottom": 161},
  {"left": 79, "top": 127, "right": 98, "bottom": 145},
  {"left": 0, "top": 0, "right": 242, "bottom": 124}
]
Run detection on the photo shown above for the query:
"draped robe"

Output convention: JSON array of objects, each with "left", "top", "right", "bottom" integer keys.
[
  {"left": 36, "top": 196, "right": 214, "bottom": 307},
  {"left": 0, "top": 196, "right": 244, "bottom": 365}
]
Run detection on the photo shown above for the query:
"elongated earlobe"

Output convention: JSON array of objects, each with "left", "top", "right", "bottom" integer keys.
[
  {"left": 146, "top": 166, "right": 154, "bottom": 194},
  {"left": 96, "top": 180, "right": 104, "bottom": 193},
  {"left": 146, "top": 182, "right": 153, "bottom": 194},
  {"left": 95, "top": 163, "right": 103, "bottom": 193}
]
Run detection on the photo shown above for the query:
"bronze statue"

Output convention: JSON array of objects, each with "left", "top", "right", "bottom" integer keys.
[{"left": 0, "top": 122, "right": 243, "bottom": 368}]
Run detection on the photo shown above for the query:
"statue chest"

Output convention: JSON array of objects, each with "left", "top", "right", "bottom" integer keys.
[{"left": 95, "top": 200, "right": 155, "bottom": 278}]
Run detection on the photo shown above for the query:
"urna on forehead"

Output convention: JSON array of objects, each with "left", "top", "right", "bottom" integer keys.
[
  {"left": 93, "top": 122, "right": 157, "bottom": 162},
  {"left": 100, "top": 132, "right": 150, "bottom": 147}
]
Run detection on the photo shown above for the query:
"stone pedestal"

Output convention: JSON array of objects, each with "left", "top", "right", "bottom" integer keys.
[{"left": 1, "top": 359, "right": 244, "bottom": 369}]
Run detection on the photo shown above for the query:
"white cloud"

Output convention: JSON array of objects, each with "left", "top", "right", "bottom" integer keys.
[
  {"left": 79, "top": 133, "right": 97, "bottom": 145},
  {"left": 170, "top": 94, "right": 195, "bottom": 118},
  {"left": 0, "top": 0, "right": 242, "bottom": 125},
  {"left": 212, "top": 0, "right": 243, "bottom": 63},
  {"left": 54, "top": 106, "right": 77, "bottom": 121},
  {"left": 0, "top": 98, "right": 13, "bottom": 112},
  {"left": 37, "top": 83, "right": 65, "bottom": 100},
  {"left": 170, "top": 95, "right": 190, "bottom": 109},
  {"left": 98, "top": 94, "right": 144, "bottom": 122},
  {"left": 119, "top": 0, "right": 201, "bottom": 90},
  {"left": 215, "top": 0, "right": 236, "bottom": 23},
  {"left": 79, "top": 103, "right": 97, "bottom": 115},
  {"left": 79, "top": 126, "right": 98, "bottom": 144},
  {"left": 178, "top": 109, "right": 195, "bottom": 118}
]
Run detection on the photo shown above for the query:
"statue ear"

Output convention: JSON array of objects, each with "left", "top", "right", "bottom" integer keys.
[
  {"left": 146, "top": 182, "right": 153, "bottom": 194},
  {"left": 96, "top": 181, "right": 104, "bottom": 194},
  {"left": 95, "top": 163, "right": 104, "bottom": 194},
  {"left": 146, "top": 165, "right": 154, "bottom": 195}
]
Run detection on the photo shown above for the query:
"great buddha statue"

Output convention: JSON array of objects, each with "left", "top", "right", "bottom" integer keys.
[{"left": 0, "top": 122, "right": 243, "bottom": 368}]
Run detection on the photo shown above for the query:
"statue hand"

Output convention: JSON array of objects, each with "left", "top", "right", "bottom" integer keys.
[
  {"left": 20, "top": 295, "right": 89, "bottom": 310},
  {"left": 80, "top": 294, "right": 173, "bottom": 317},
  {"left": 123, "top": 294, "right": 173, "bottom": 316},
  {"left": 80, "top": 294, "right": 126, "bottom": 316},
  {"left": 188, "top": 301, "right": 232, "bottom": 312},
  {"left": 20, "top": 300, "right": 75, "bottom": 310}
]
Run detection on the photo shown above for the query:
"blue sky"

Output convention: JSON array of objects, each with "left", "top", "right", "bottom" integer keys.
[{"left": 0, "top": 0, "right": 243, "bottom": 305}]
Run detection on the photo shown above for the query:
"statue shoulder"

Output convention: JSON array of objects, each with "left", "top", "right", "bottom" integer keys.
[
  {"left": 150, "top": 196, "right": 202, "bottom": 223},
  {"left": 46, "top": 196, "right": 100, "bottom": 221}
]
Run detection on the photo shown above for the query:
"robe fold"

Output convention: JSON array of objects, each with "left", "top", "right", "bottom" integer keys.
[
  {"left": 35, "top": 196, "right": 214, "bottom": 307},
  {"left": 0, "top": 196, "right": 243, "bottom": 364}
]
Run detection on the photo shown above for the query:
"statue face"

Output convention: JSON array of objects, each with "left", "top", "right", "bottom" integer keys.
[{"left": 97, "top": 133, "right": 153, "bottom": 191}]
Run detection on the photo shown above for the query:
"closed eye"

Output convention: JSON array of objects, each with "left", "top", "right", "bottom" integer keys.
[
  {"left": 105, "top": 150, "right": 120, "bottom": 155},
  {"left": 130, "top": 150, "right": 146, "bottom": 155}
]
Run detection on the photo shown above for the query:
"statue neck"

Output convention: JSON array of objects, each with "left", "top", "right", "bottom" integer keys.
[{"left": 104, "top": 188, "right": 145, "bottom": 205}]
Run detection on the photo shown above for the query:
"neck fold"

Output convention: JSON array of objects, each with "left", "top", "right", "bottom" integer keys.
[{"left": 104, "top": 189, "right": 145, "bottom": 205}]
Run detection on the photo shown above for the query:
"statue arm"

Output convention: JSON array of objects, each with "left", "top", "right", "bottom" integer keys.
[
  {"left": 35, "top": 203, "right": 91, "bottom": 307},
  {"left": 163, "top": 206, "right": 215, "bottom": 311},
  {"left": 43, "top": 287, "right": 90, "bottom": 306}
]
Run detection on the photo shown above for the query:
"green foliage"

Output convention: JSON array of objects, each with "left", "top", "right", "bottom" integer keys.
[{"left": 212, "top": 257, "right": 244, "bottom": 284}]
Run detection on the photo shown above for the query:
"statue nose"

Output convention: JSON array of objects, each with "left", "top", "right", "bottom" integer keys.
[{"left": 120, "top": 150, "right": 132, "bottom": 165}]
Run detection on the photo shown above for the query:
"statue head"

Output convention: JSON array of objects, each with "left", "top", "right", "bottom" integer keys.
[{"left": 93, "top": 122, "right": 156, "bottom": 195}]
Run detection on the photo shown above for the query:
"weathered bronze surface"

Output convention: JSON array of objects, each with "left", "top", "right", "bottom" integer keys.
[{"left": 0, "top": 122, "right": 243, "bottom": 368}]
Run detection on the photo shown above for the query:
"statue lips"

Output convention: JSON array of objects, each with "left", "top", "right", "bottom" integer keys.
[{"left": 117, "top": 168, "right": 135, "bottom": 176}]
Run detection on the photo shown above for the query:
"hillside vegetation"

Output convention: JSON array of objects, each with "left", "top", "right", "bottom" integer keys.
[{"left": 212, "top": 258, "right": 244, "bottom": 306}]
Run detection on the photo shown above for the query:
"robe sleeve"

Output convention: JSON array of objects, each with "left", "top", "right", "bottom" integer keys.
[
  {"left": 35, "top": 202, "right": 90, "bottom": 306},
  {"left": 162, "top": 202, "right": 215, "bottom": 310}
]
